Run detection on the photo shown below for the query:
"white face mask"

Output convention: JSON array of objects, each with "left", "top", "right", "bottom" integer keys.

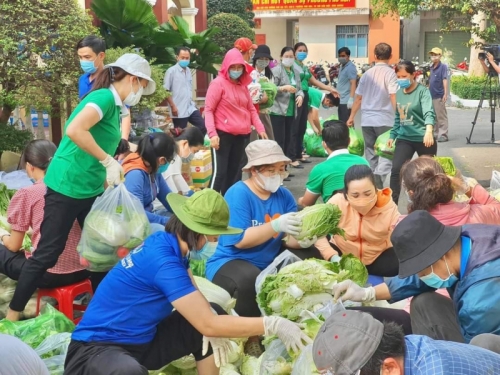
[
  {"left": 282, "top": 58, "right": 295, "bottom": 67},
  {"left": 430, "top": 55, "right": 440, "bottom": 62},
  {"left": 256, "top": 172, "right": 281, "bottom": 193},
  {"left": 123, "top": 78, "right": 143, "bottom": 106}
]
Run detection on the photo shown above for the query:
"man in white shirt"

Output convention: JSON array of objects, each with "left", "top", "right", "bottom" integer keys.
[
  {"left": 164, "top": 47, "right": 206, "bottom": 134},
  {"left": 347, "top": 43, "right": 398, "bottom": 189}
]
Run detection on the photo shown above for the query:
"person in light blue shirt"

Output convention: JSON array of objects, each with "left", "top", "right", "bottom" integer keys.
[
  {"left": 313, "top": 310, "right": 500, "bottom": 375},
  {"left": 336, "top": 47, "right": 358, "bottom": 124},
  {"left": 65, "top": 189, "right": 311, "bottom": 375}
]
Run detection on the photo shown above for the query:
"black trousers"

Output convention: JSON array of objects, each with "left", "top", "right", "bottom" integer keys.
[
  {"left": 390, "top": 138, "right": 437, "bottom": 204},
  {"left": 338, "top": 104, "right": 351, "bottom": 124},
  {"left": 212, "top": 245, "right": 323, "bottom": 318},
  {"left": 64, "top": 303, "right": 226, "bottom": 375},
  {"left": 209, "top": 131, "right": 249, "bottom": 196},
  {"left": 9, "top": 188, "right": 99, "bottom": 312},
  {"left": 289, "top": 91, "right": 309, "bottom": 161},
  {"left": 270, "top": 115, "right": 295, "bottom": 160},
  {"left": 348, "top": 306, "right": 413, "bottom": 335},
  {"left": 172, "top": 110, "right": 207, "bottom": 135},
  {"left": 0, "top": 245, "right": 90, "bottom": 288}
]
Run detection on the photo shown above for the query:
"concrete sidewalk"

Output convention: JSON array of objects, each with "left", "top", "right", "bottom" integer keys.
[{"left": 284, "top": 106, "right": 500, "bottom": 213}]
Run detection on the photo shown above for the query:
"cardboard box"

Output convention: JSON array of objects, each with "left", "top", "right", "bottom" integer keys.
[{"left": 190, "top": 150, "right": 212, "bottom": 188}]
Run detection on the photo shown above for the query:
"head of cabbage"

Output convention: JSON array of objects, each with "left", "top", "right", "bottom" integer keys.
[{"left": 295, "top": 204, "right": 344, "bottom": 242}]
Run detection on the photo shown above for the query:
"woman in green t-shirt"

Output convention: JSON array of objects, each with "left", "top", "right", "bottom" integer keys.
[
  {"left": 388, "top": 60, "right": 437, "bottom": 205},
  {"left": 4, "top": 54, "right": 156, "bottom": 321},
  {"left": 292, "top": 42, "right": 339, "bottom": 167},
  {"left": 269, "top": 47, "right": 304, "bottom": 171}
]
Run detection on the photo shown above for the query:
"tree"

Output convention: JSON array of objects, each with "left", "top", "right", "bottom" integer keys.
[
  {"left": 207, "top": 0, "right": 255, "bottom": 28},
  {"left": 207, "top": 13, "right": 255, "bottom": 60},
  {"left": 372, "top": 0, "right": 499, "bottom": 44},
  {"left": 0, "top": 0, "right": 96, "bottom": 137},
  {"left": 92, "top": 0, "right": 222, "bottom": 75}
]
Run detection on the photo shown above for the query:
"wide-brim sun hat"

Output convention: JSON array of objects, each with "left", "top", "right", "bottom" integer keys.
[
  {"left": 242, "top": 139, "right": 291, "bottom": 171},
  {"left": 167, "top": 189, "right": 242, "bottom": 236},
  {"left": 105, "top": 53, "right": 156, "bottom": 95},
  {"left": 391, "top": 210, "right": 462, "bottom": 278},
  {"left": 254, "top": 45, "right": 273, "bottom": 60}
]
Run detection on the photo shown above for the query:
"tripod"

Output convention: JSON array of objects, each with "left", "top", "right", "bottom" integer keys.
[{"left": 466, "top": 72, "right": 499, "bottom": 144}]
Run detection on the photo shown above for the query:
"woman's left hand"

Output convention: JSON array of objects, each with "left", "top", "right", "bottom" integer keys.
[
  {"left": 296, "top": 96, "right": 303, "bottom": 107},
  {"left": 423, "top": 129, "right": 434, "bottom": 147},
  {"left": 202, "top": 336, "right": 233, "bottom": 367},
  {"left": 259, "top": 132, "right": 268, "bottom": 140}
]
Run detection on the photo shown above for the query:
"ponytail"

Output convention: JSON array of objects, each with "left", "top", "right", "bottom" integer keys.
[
  {"left": 169, "top": 127, "right": 204, "bottom": 147},
  {"left": 137, "top": 132, "right": 177, "bottom": 174},
  {"left": 84, "top": 67, "right": 128, "bottom": 98},
  {"left": 21, "top": 139, "right": 57, "bottom": 173}
]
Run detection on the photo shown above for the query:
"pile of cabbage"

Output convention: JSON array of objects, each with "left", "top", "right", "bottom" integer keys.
[{"left": 0, "top": 183, "right": 32, "bottom": 251}]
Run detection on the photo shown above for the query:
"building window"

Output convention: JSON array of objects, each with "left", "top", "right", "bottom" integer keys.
[{"left": 336, "top": 25, "right": 369, "bottom": 58}]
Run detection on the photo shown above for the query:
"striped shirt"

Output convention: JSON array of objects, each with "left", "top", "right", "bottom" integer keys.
[{"left": 7, "top": 181, "right": 84, "bottom": 274}]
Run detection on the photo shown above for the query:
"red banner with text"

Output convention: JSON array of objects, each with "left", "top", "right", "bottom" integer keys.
[{"left": 252, "top": 0, "right": 356, "bottom": 11}]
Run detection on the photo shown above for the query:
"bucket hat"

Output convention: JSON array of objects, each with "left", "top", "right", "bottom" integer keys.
[
  {"left": 391, "top": 210, "right": 462, "bottom": 278},
  {"left": 254, "top": 45, "right": 273, "bottom": 60},
  {"left": 105, "top": 53, "right": 156, "bottom": 95},
  {"left": 167, "top": 189, "right": 242, "bottom": 236},
  {"left": 313, "top": 310, "right": 384, "bottom": 375},
  {"left": 428, "top": 47, "right": 443, "bottom": 55},
  {"left": 241, "top": 140, "right": 291, "bottom": 171},
  {"left": 234, "top": 38, "right": 257, "bottom": 53}
]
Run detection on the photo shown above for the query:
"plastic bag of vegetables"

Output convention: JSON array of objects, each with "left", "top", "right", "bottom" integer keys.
[
  {"left": 303, "top": 134, "right": 327, "bottom": 157},
  {"left": 260, "top": 339, "right": 292, "bottom": 375},
  {"left": 34, "top": 332, "right": 72, "bottom": 375},
  {"left": 259, "top": 77, "right": 278, "bottom": 110},
  {"left": 348, "top": 127, "right": 364, "bottom": 156},
  {"left": 77, "top": 184, "right": 151, "bottom": 272},
  {"left": 290, "top": 345, "right": 319, "bottom": 375},
  {"left": 374, "top": 130, "right": 395, "bottom": 160}
]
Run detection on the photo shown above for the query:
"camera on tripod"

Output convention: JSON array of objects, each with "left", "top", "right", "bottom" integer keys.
[{"left": 479, "top": 44, "right": 500, "bottom": 75}]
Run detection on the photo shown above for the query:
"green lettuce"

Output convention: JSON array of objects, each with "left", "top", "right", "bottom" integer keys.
[
  {"left": 340, "top": 254, "right": 369, "bottom": 286},
  {"left": 295, "top": 204, "right": 344, "bottom": 241},
  {"left": 434, "top": 156, "right": 457, "bottom": 176}
]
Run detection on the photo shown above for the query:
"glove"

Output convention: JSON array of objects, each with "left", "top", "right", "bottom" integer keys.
[
  {"left": 347, "top": 97, "right": 354, "bottom": 109},
  {"left": 270, "top": 213, "right": 302, "bottom": 237},
  {"left": 298, "top": 235, "right": 318, "bottom": 249},
  {"left": 202, "top": 336, "right": 232, "bottom": 368},
  {"left": 264, "top": 316, "right": 313, "bottom": 353},
  {"left": 331, "top": 280, "right": 376, "bottom": 303},
  {"left": 99, "top": 154, "right": 125, "bottom": 186},
  {"left": 330, "top": 254, "right": 341, "bottom": 263}
]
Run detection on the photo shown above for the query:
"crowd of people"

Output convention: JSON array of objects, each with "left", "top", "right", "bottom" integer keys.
[{"left": 0, "top": 34, "right": 499, "bottom": 375}]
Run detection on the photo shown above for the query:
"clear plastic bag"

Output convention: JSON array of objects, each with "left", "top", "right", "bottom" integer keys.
[
  {"left": 348, "top": 127, "right": 365, "bottom": 156},
  {"left": 77, "top": 184, "right": 151, "bottom": 272},
  {"left": 374, "top": 130, "right": 395, "bottom": 160},
  {"left": 291, "top": 344, "right": 319, "bottom": 375},
  {"left": 260, "top": 339, "right": 292, "bottom": 375},
  {"left": 491, "top": 170, "right": 500, "bottom": 191},
  {"left": 35, "top": 332, "right": 72, "bottom": 375}
]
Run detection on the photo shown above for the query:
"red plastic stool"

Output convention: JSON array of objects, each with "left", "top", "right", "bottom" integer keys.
[{"left": 36, "top": 279, "right": 93, "bottom": 324}]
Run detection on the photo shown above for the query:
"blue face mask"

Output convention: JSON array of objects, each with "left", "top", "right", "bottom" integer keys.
[
  {"left": 296, "top": 52, "right": 308, "bottom": 61},
  {"left": 179, "top": 60, "right": 190, "bottom": 68},
  {"left": 229, "top": 70, "right": 243, "bottom": 80},
  {"left": 322, "top": 102, "right": 331, "bottom": 109},
  {"left": 190, "top": 236, "right": 218, "bottom": 261},
  {"left": 419, "top": 259, "right": 458, "bottom": 289},
  {"left": 398, "top": 78, "right": 411, "bottom": 89},
  {"left": 80, "top": 60, "right": 97, "bottom": 74},
  {"left": 158, "top": 163, "right": 168, "bottom": 174},
  {"left": 30, "top": 178, "right": 36, "bottom": 184}
]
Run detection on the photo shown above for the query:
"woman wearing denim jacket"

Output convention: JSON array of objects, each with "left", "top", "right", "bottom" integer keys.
[{"left": 269, "top": 47, "right": 304, "bottom": 163}]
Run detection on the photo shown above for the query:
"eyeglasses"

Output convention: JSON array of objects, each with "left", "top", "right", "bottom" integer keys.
[{"left": 263, "top": 170, "right": 289, "bottom": 179}]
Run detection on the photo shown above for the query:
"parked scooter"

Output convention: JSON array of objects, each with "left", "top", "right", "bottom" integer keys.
[
  {"left": 309, "top": 61, "right": 329, "bottom": 86},
  {"left": 456, "top": 57, "right": 469, "bottom": 72},
  {"left": 328, "top": 62, "right": 340, "bottom": 88}
]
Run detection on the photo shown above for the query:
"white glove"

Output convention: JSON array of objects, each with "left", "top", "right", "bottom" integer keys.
[
  {"left": 99, "top": 154, "right": 124, "bottom": 186},
  {"left": 202, "top": 336, "right": 232, "bottom": 368},
  {"left": 330, "top": 254, "right": 341, "bottom": 263},
  {"left": 332, "top": 280, "right": 376, "bottom": 303},
  {"left": 347, "top": 97, "right": 354, "bottom": 109},
  {"left": 270, "top": 213, "right": 302, "bottom": 237},
  {"left": 298, "top": 235, "right": 318, "bottom": 249},
  {"left": 264, "top": 316, "right": 313, "bottom": 353}
]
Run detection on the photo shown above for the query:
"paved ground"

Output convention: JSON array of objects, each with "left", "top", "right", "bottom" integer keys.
[{"left": 285, "top": 106, "right": 500, "bottom": 214}]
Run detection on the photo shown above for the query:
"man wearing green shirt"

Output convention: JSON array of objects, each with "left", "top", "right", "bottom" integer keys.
[
  {"left": 298, "top": 120, "right": 369, "bottom": 206},
  {"left": 307, "top": 87, "right": 339, "bottom": 135}
]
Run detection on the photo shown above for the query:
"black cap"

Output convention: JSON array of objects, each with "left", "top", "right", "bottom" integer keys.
[
  {"left": 391, "top": 210, "right": 462, "bottom": 278},
  {"left": 254, "top": 45, "right": 273, "bottom": 60}
]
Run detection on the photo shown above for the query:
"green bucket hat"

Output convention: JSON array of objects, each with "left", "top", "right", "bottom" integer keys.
[{"left": 167, "top": 189, "right": 243, "bottom": 236}]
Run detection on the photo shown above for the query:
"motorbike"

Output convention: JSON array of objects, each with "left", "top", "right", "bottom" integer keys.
[
  {"left": 309, "top": 61, "right": 329, "bottom": 86},
  {"left": 328, "top": 62, "right": 340, "bottom": 88},
  {"left": 415, "top": 61, "right": 431, "bottom": 87},
  {"left": 456, "top": 57, "right": 469, "bottom": 72}
]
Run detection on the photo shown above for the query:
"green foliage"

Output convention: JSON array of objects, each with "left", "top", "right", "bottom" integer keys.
[
  {"left": 450, "top": 75, "right": 496, "bottom": 100},
  {"left": 104, "top": 47, "right": 169, "bottom": 111},
  {"left": 0, "top": 0, "right": 96, "bottom": 119},
  {"left": 207, "top": 0, "right": 255, "bottom": 28},
  {"left": 0, "top": 124, "right": 34, "bottom": 155},
  {"left": 371, "top": 0, "right": 499, "bottom": 45},
  {"left": 207, "top": 13, "right": 255, "bottom": 60},
  {"left": 92, "top": 0, "right": 222, "bottom": 75}
]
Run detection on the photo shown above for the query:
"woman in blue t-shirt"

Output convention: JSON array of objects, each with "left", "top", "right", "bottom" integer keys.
[
  {"left": 64, "top": 189, "right": 311, "bottom": 375},
  {"left": 206, "top": 140, "right": 321, "bottom": 356}
]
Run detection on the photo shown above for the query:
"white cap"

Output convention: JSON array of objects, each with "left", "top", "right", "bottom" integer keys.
[{"left": 105, "top": 53, "right": 156, "bottom": 95}]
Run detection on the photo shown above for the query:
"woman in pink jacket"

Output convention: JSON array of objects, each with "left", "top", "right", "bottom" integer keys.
[
  {"left": 206, "top": 48, "right": 267, "bottom": 195},
  {"left": 401, "top": 156, "right": 500, "bottom": 225}
]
